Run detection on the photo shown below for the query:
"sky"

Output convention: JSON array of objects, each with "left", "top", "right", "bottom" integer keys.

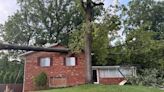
[
  {"left": 0, "top": 0, "right": 131, "bottom": 24},
  {"left": 0, "top": 0, "right": 163, "bottom": 24},
  {"left": 0, "top": 0, "right": 19, "bottom": 24}
]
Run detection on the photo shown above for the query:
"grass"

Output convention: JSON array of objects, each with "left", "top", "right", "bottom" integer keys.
[{"left": 37, "top": 84, "right": 164, "bottom": 92}]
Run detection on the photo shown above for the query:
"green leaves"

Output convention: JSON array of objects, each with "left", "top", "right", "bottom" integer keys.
[
  {"left": 124, "top": 0, "right": 164, "bottom": 38},
  {"left": 68, "top": 23, "right": 86, "bottom": 53},
  {"left": 0, "top": 63, "right": 24, "bottom": 83},
  {"left": 3, "top": 0, "right": 84, "bottom": 46},
  {"left": 111, "top": 0, "right": 164, "bottom": 69},
  {"left": 0, "top": 52, "right": 24, "bottom": 83},
  {"left": 92, "top": 23, "right": 109, "bottom": 65},
  {"left": 33, "top": 72, "right": 48, "bottom": 89}
]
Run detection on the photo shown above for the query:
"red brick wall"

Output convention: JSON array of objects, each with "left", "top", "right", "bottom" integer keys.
[
  {"left": 99, "top": 77, "right": 124, "bottom": 85},
  {"left": 23, "top": 51, "right": 86, "bottom": 92}
]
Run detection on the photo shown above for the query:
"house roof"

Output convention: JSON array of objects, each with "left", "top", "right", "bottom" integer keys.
[
  {"left": 92, "top": 66, "right": 135, "bottom": 69},
  {"left": 19, "top": 43, "right": 69, "bottom": 57},
  {"left": 92, "top": 66, "right": 120, "bottom": 69}
]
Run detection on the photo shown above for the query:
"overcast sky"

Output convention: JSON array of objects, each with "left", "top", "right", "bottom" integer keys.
[
  {"left": 0, "top": 0, "right": 163, "bottom": 24},
  {"left": 0, "top": 0, "right": 130, "bottom": 24},
  {"left": 0, "top": 0, "right": 19, "bottom": 24}
]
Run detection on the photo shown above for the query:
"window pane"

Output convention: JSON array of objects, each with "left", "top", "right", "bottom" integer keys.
[
  {"left": 66, "top": 57, "right": 76, "bottom": 66},
  {"left": 40, "top": 57, "right": 50, "bottom": 67},
  {"left": 70, "top": 57, "right": 75, "bottom": 65},
  {"left": 40, "top": 60, "right": 44, "bottom": 66},
  {"left": 66, "top": 58, "right": 70, "bottom": 66},
  {"left": 99, "top": 69, "right": 122, "bottom": 78}
]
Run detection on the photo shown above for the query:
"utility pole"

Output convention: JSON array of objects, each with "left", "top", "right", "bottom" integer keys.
[{"left": 81, "top": 0, "right": 104, "bottom": 83}]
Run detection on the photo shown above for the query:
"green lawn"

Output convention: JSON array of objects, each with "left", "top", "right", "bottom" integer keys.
[{"left": 37, "top": 84, "right": 164, "bottom": 92}]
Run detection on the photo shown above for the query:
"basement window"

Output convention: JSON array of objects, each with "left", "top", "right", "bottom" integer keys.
[
  {"left": 39, "top": 57, "right": 51, "bottom": 67},
  {"left": 65, "top": 57, "right": 76, "bottom": 66}
]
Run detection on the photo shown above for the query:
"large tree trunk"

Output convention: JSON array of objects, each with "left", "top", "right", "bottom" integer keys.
[
  {"left": 85, "top": 23, "right": 92, "bottom": 83},
  {"left": 85, "top": 0, "right": 93, "bottom": 83},
  {"left": 83, "top": 0, "right": 104, "bottom": 83}
]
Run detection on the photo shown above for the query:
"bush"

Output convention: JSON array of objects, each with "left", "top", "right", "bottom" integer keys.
[
  {"left": 33, "top": 72, "right": 48, "bottom": 89},
  {"left": 3, "top": 71, "right": 10, "bottom": 83},
  {"left": 128, "top": 69, "right": 164, "bottom": 88}
]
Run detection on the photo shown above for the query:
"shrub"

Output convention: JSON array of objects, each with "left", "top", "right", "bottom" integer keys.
[
  {"left": 0, "top": 71, "right": 4, "bottom": 83},
  {"left": 128, "top": 68, "right": 164, "bottom": 88},
  {"left": 3, "top": 71, "right": 10, "bottom": 83},
  {"left": 33, "top": 72, "right": 48, "bottom": 89}
]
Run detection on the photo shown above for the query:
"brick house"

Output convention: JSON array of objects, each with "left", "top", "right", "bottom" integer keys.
[
  {"left": 20, "top": 44, "right": 87, "bottom": 92},
  {"left": 20, "top": 44, "right": 136, "bottom": 92}
]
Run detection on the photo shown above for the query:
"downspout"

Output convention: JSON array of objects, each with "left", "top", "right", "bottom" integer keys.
[{"left": 118, "top": 68, "right": 127, "bottom": 80}]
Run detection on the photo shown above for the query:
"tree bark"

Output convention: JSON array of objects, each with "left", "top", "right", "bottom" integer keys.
[
  {"left": 84, "top": 0, "right": 93, "bottom": 83},
  {"left": 82, "top": 0, "right": 104, "bottom": 83},
  {"left": 0, "top": 43, "right": 69, "bottom": 53},
  {"left": 85, "top": 25, "right": 92, "bottom": 83}
]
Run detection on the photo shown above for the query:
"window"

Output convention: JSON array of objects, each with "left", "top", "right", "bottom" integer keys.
[
  {"left": 65, "top": 57, "right": 76, "bottom": 66},
  {"left": 99, "top": 67, "right": 136, "bottom": 78},
  {"left": 39, "top": 57, "right": 51, "bottom": 67},
  {"left": 99, "top": 69, "right": 122, "bottom": 78}
]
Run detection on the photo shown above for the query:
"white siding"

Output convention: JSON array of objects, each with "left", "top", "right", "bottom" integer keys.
[
  {"left": 99, "top": 69, "right": 122, "bottom": 78},
  {"left": 120, "top": 68, "right": 133, "bottom": 77},
  {"left": 99, "top": 67, "right": 136, "bottom": 78}
]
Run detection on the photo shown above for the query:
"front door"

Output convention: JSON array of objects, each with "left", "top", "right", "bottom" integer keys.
[{"left": 93, "top": 70, "right": 97, "bottom": 83}]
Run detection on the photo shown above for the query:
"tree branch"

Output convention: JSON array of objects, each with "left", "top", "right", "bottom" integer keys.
[
  {"left": 92, "top": 1, "right": 104, "bottom": 7},
  {"left": 81, "top": 0, "right": 86, "bottom": 10},
  {"left": 0, "top": 43, "right": 69, "bottom": 53}
]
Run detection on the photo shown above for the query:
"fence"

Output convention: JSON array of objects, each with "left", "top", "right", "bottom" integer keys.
[{"left": 0, "top": 84, "right": 23, "bottom": 92}]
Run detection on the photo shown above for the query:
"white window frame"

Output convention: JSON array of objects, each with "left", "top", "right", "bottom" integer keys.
[
  {"left": 65, "top": 57, "right": 76, "bottom": 66},
  {"left": 40, "top": 57, "right": 51, "bottom": 67}
]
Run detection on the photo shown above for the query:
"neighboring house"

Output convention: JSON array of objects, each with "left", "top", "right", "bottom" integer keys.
[{"left": 20, "top": 44, "right": 136, "bottom": 92}]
